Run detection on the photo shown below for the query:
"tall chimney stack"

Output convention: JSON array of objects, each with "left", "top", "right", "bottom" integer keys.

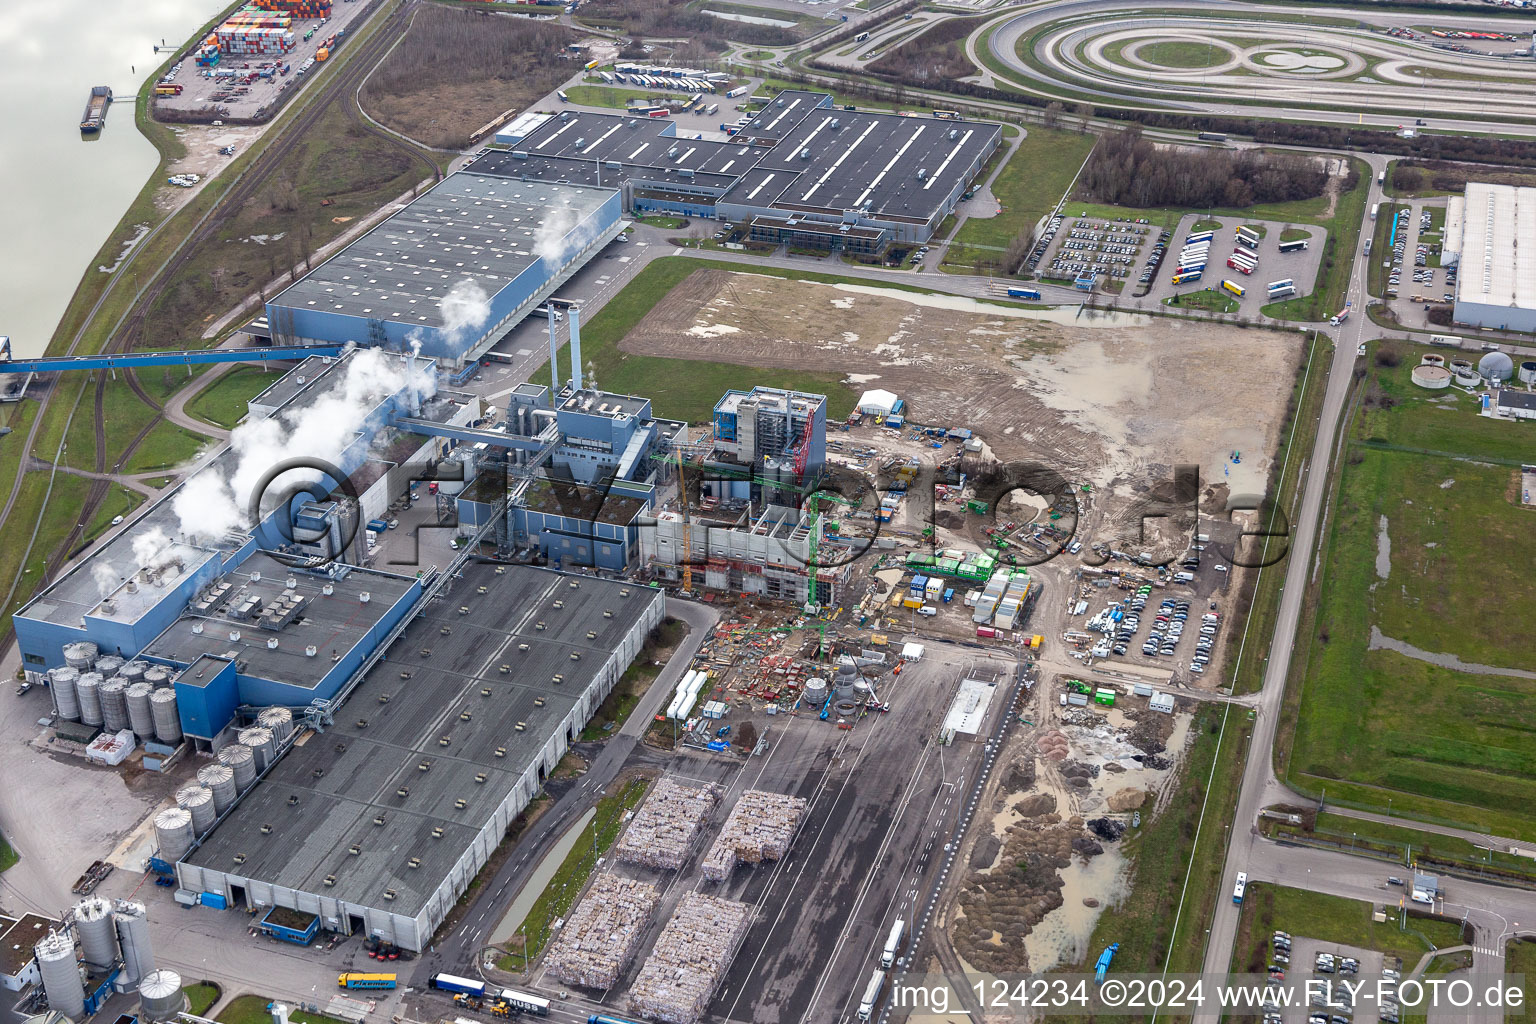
[
  {"left": 569, "top": 306, "right": 583, "bottom": 392},
  {"left": 547, "top": 309, "right": 560, "bottom": 401}
]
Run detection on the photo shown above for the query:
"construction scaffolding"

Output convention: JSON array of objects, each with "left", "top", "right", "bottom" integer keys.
[
  {"left": 699, "top": 789, "right": 807, "bottom": 882},
  {"left": 543, "top": 873, "right": 660, "bottom": 990},
  {"left": 614, "top": 779, "right": 719, "bottom": 871},
  {"left": 629, "top": 894, "right": 754, "bottom": 1024}
]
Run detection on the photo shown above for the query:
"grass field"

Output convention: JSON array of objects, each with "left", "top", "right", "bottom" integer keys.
[
  {"left": 1284, "top": 341, "right": 1536, "bottom": 838},
  {"left": 185, "top": 983, "right": 221, "bottom": 1017},
  {"left": 84, "top": 489, "right": 146, "bottom": 546},
  {"left": 0, "top": 835, "right": 16, "bottom": 873},
  {"left": 1133, "top": 40, "right": 1229, "bottom": 69},
  {"left": 942, "top": 127, "right": 1095, "bottom": 273},
  {"left": 123, "top": 422, "right": 210, "bottom": 475},
  {"left": 528, "top": 258, "right": 880, "bottom": 422},
  {"left": 566, "top": 84, "right": 661, "bottom": 109},
  {"left": 1165, "top": 287, "right": 1239, "bottom": 313},
  {"left": 1266, "top": 810, "right": 1536, "bottom": 883},
  {"left": 1230, "top": 886, "right": 1468, "bottom": 976},
  {"left": 501, "top": 777, "right": 648, "bottom": 963},
  {"left": 219, "top": 995, "right": 347, "bottom": 1024},
  {"left": 186, "top": 367, "right": 286, "bottom": 429},
  {"left": 1508, "top": 937, "right": 1536, "bottom": 1017}
]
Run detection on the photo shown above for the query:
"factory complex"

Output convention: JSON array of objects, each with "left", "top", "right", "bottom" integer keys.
[
  {"left": 1445, "top": 181, "right": 1536, "bottom": 332},
  {"left": 484, "top": 90, "right": 1000, "bottom": 249}
]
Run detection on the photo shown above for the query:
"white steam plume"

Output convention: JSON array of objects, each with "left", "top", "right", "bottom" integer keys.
[
  {"left": 92, "top": 561, "right": 120, "bottom": 598},
  {"left": 534, "top": 203, "right": 603, "bottom": 274},
  {"left": 171, "top": 348, "right": 437, "bottom": 544},
  {"left": 439, "top": 278, "right": 492, "bottom": 352}
]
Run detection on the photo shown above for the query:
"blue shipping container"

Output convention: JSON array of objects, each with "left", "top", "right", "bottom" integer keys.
[{"left": 201, "top": 892, "right": 228, "bottom": 910}]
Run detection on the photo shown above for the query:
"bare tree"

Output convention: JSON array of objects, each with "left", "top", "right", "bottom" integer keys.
[
  {"left": 1043, "top": 101, "right": 1063, "bottom": 130},
  {"left": 1074, "top": 103, "right": 1094, "bottom": 134}
]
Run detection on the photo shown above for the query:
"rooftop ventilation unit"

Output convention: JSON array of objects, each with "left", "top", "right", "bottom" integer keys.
[
  {"left": 305, "top": 645, "right": 317, "bottom": 657},
  {"left": 360, "top": 592, "right": 371, "bottom": 604},
  {"left": 323, "top": 875, "right": 336, "bottom": 887},
  {"left": 383, "top": 889, "right": 397, "bottom": 901},
  {"left": 407, "top": 858, "right": 421, "bottom": 869}
]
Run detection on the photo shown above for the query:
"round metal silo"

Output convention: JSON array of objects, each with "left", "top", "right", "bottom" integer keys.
[
  {"left": 35, "top": 930, "right": 86, "bottom": 1019},
  {"left": 119, "top": 659, "right": 148, "bottom": 685},
  {"left": 49, "top": 666, "right": 81, "bottom": 721},
  {"left": 1521, "top": 360, "right": 1536, "bottom": 385},
  {"left": 176, "top": 784, "right": 216, "bottom": 835},
  {"left": 802, "top": 678, "right": 828, "bottom": 707},
  {"left": 152, "top": 807, "right": 194, "bottom": 863},
  {"left": 150, "top": 688, "right": 182, "bottom": 743},
  {"left": 143, "top": 664, "right": 172, "bottom": 688},
  {"left": 218, "top": 743, "right": 256, "bottom": 791},
  {"left": 138, "top": 969, "right": 185, "bottom": 1024},
  {"left": 74, "top": 895, "right": 119, "bottom": 968},
  {"left": 238, "top": 726, "right": 275, "bottom": 772},
  {"left": 113, "top": 901, "right": 154, "bottom": 987},
  {"left": 198, "top": 763, "right": 238, "bottom": 813},
  {"left": 126, "top": 682, "right": 155, "bottom": 739},
  {"left": 94, "top": 655, "right": 124, "bottom": 677},
  {"left": 63, "top": 641, "right": 99, "bottom": 671},
  {"left": 100, "top": 678, "right": 130, "bottom": 733},
  {"left": 256, "top": 706, "right": 294, "bottom": 745},
  {"left": 76, "top": 672, "right": 104, "bottom": 727}
]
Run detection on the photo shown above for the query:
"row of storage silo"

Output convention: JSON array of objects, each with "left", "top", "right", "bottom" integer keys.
[
  {"left": 50, "top": 641, "right": 181, "bottom": 745},
  {"left": 35, "top": 897, "right": 168, "bottom": 1020}
]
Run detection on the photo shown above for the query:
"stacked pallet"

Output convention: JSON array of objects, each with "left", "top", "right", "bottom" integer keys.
[
  {"left": 699, "top": 790, "right": 806, "bottom": 882},
  {"left": 629, "top": 894, "right": 752, "bottom": 1024},
  {"left": 544, "top": 874, "right": 659, "bottom": 990},
  {"left": 615, "top": 780, "right": 718, "bottom": 871}
]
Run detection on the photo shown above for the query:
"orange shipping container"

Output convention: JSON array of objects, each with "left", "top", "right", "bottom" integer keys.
[{"left": 316, "top": 47, "right": 329, "bottom": 60}]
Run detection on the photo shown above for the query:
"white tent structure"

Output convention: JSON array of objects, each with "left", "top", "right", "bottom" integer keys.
[{"left": 857, "top": 389, "right": 899, "bottom": 416}]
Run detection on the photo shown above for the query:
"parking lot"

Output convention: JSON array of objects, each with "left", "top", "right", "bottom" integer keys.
[
  {"left": 1027, "top": 212, "right": 1162, "bottom": 292},
  {"left": 1380, "top": 200, "right": 1456, "bottom": 328},
  {"left": 1142, "top": 215, "right": 1328, "bottom": 316},
  {"left": 1264, "top": 930, "right": 1398, "bottom": 1024},
  {"left": 152, "top": 0, "right": 375, "bottom": 122}
]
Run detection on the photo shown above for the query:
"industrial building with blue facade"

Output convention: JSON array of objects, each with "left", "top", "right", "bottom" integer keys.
[
  {"left": 261, "top": 173, "right": 625, "bottom": 364},
  {"left": 479, "top": 89, "right": 1001, "bottom": 248}
]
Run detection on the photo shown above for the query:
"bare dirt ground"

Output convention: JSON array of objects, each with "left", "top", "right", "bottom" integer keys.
[
  {"left": 624, "top": 270, "right": 1304, "bottom": 507},
  {"left": 155, "top": 124, "right": 269, "bottom": 214}
]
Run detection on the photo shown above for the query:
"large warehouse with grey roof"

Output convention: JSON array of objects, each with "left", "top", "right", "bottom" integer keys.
[
  {"left": 476, "top": 89, "right": 1000, "bottom": 247},
  {"left": 175, "top": 564, "right": 664, "bottom": 950},
  {"left": 1444, "top": 182, "right": 1536, "bottom": 333}
]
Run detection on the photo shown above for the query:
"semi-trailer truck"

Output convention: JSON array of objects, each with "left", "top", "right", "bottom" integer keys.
[
  {"left": 857, "top": 970, "right": 885, "bottom": 1020},
  {"left": 1006, "top": 287, "right": 1041, "bottom": 299},
  {"left": 429, "top": 974, "right": 487, "bottom": 997},
  {"left": 881, "top": 919, "right": 906, "bottom": 967}
]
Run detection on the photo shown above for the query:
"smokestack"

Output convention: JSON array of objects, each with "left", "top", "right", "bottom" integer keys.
[
  {"left": 547, "top": 312, "right": 560, "bottom": 401},
  {"left": 569, "top": 306, "right": 582, "bottom": 392}
]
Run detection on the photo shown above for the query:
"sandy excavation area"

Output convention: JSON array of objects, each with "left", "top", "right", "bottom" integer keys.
[{"left": 624, "top": 270, "right": 1305, "bottom": 506}]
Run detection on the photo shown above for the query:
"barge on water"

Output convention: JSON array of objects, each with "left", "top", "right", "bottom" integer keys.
[{"left": 80, "top": 86, "right": 113, "bottom": 133}]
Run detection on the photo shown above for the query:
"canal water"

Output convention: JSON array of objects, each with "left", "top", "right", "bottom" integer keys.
[{"left": 0, "top": 0, "right": 231, "bottom": 358}]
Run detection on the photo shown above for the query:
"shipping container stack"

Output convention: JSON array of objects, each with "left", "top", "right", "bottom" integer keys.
[
  {"left": 249, "top": 0, "right": 334, "bottom": 16},
  {"left": 195, "top": 45, "right": 220, "bottom": 67},
  {"left": 216, "top": 25, "right": 295, "bottom": 56},
  {"left": 222, "top": 11, "right": 293, "bottom": 28}
]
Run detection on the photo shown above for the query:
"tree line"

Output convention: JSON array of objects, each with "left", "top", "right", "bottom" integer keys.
[{"left": 1077, "top": 128, "right": 1328, "bottom": 209}]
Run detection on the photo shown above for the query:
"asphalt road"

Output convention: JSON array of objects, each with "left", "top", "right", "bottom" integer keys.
[{"left": 1192, "top": 153, "right": 1388, "bottom": 1015}]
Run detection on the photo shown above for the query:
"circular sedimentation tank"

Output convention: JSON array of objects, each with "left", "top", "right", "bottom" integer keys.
[
  {"left": 1421, "top": 353, "right": 1446, "bottom": 366},
  {"left": 198, "top": 763, "right": 238, "bottom": 813},
  {"left": 49, "top": 666, "right": 81, "bottom": 721},
  {"left": 150, "top": 687, "right": 182, "bottom": 743},
  {"left": 1411, "top": 364, "right": 1452, "bottom": 389},
  {"left": 100, "top": 678, "right": 130, "bottom": 732},
  {"left": 1521, "top": 360, "right": 1536, "bottom": 384},
  {"left": 218, "top": 742, "right": 257, "bottom": 791},
  {"left": 176, "top": 783, "right": 216, "bottom": 835},
  {"left": 152, "top": 807, "right": 194, "bottom": 863},
  {"left": 1454, "top": 368, "right": 1481, "bottom": 387}
]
